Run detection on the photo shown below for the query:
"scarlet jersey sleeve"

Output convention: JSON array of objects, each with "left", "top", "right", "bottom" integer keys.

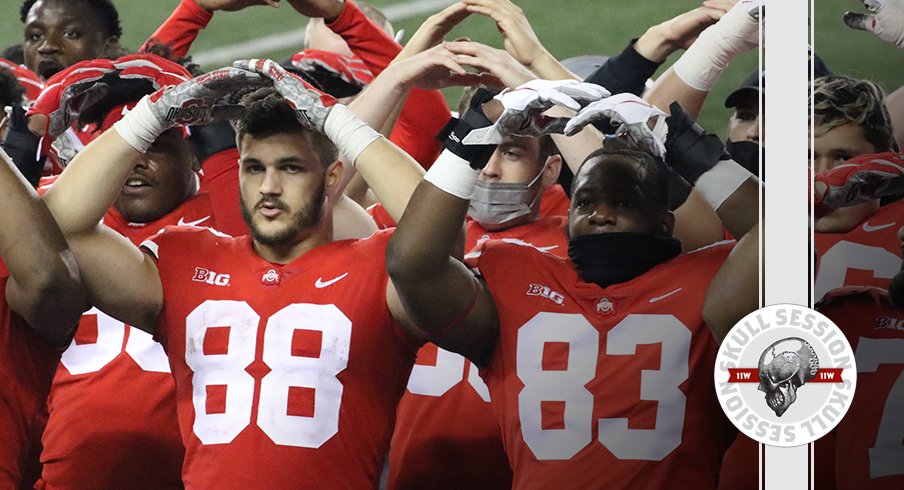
[
  {"left": 198, "top": 148, "right": 248, "bottom": 236},
  {"left": 327, "top": 0, "right": 449, "bottom": 168},
  {"left": 472, "top": 241, "right": 737, "bottom": 488},
  {"left": 139, "top": 0, "right": 213, "bottom": 59}
]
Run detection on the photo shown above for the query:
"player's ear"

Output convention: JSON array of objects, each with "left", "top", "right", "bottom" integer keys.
[
  {"left": 660, "top": 211, "right": 675, "bottom": 236},
  {"left": 541, "top": 155, "right": 562, "bottom": 189},
  {"left": 325, "top": 159, "right": 343, "bottom": 194}
]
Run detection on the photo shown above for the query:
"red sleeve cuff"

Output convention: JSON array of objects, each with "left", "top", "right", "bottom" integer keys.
[{"left": 325, "top": 0, "right": 357, "bottom": 33}]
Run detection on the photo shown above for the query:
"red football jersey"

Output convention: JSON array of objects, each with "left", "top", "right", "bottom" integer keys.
[
  {"left": 388, "top": 219, "right": 568, "bottom": 489},
  {"left": 468, "top": 240, "right": 737, "bottom": 489},
  {"left": 0, "top": 261, "right": 61, "bottom": 487},
  {"left": 141, "top": 227, "right": 420, "bottom": 488},
  {"left": 815, "top": 200, "right": 904, "bottom": 302},
  {"left": 538, "top": 184, "right": 570, "bottom": 218},
  {"left": 818, "top": 289, "right": 904, "bottom": 489},
  {"left": 38, "top": 193, "right": 219, "bottom": 490}
]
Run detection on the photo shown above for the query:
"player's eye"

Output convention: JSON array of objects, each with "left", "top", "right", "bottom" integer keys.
[
  {"left": 27, "top": 31, "right": 43, "bottom": 42},
  {"left": 63, "top": 30, "right": 80, "bottom": 39},
  {"left": 244, "top": 164, "right": 265, "bottom": 173},
  {"left": 281, "top": 164, "right": 304, "bottom": 173}
]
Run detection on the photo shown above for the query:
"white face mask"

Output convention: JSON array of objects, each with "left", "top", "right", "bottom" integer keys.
[{"left": 468, "top": 161, "right": 547, "bottom": 231}]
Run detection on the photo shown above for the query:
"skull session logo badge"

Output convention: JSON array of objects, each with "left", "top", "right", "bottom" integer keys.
[{"left": 714, "top": 304, "right": 857, "bottom": 447}]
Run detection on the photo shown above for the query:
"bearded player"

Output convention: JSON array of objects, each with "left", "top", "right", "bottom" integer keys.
[
  {"left": 39, "top": 46, "right": 482, "bottom": 486},
  {"left": 386, "top": 80, "right": 758, "bottom": 488},
  {"left": 0, "top": 146, "right": 84, "bottom": 486}
]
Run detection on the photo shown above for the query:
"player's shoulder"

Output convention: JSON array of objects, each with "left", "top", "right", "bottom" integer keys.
[
  {"left": 466, "top": 235, "right": 565, "bottom": 274},
  {"left": 141, "top": 225, "right": 234, "bottom": 260},
  {"left": 682, "top": 239, "right": 736, "bottom": 261}
]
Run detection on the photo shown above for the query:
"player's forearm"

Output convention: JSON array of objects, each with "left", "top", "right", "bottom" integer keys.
[
  {"left": 353, "top": 137, "right": 424, "bottom": 223},
  {"left": 712, "top": 177, "right": 760, "bottom": 240},
  {"left": 704, "top": 222, "right": 761, "bottom": 342},
  {"left": 139, "top": 0, "right": 213, "bottom": 59},
  {"left": 386, "top": 178, "right": 470, "bottom": 285},
  {"left": 526, "top": 50, "right": 579, "bottom": 81},
  {"left": 44, "top": 130, "right": 140, "bottom": 235},
  {"left": 549, "top": 113, "right": 605, "bottom": 174},
  {"left": 644, "top": 67, "right": 709, "bottom": 119}
]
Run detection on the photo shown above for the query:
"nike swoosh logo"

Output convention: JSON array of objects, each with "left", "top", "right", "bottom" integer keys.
[
  {"left": 862, "top": 221, "right": 896, "bottom": 232},
  {"left": 177, "top": 216, "right": 210, "bottom": 227},
  {"left": 315, "top": 272, "right": 349, "bottom": 288},
  {"left": 649, "top": 288, "right": 683, "bottom": 303}
]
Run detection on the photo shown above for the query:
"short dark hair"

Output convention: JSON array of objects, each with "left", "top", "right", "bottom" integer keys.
[
  {"left": 21, "top": 0, "right": 122, "bottom": 39},
  {"left": 0, "top": 68, "right": 26, "bottom": 108},
  {"left": 235, "top": 87, "right": 338, "bottom": 167},
  {"left": 575, "top": 137, "right": 671, "bottom": 213}
]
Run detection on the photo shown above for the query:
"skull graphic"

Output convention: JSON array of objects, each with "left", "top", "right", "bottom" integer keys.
[{"left": 757, "top": 338, "right": 819, "bottom": 417}]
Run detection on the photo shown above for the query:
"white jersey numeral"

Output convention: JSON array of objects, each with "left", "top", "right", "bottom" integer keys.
[
  {"left": 815, "top": 241, "right": 900, "bottom": 300},
  {"left": 855, "top": 337, "right": 904, "bottom": 478},
  {"left": 406, "top": 347, "right": 490, "bottom": 402},
  {"left": 516, "top": 313, "right": 690, "bottom": 461},
  {"left": 185, "top": 300, "right": 352, "bottom": 448},
  {"left": 60, "top": 307, "right": 170, "bottom": 375}
]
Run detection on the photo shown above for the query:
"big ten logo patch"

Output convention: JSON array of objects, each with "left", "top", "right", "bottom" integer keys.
[
  {"left": 192, "top": 267, "right": 230, "bottom": 287},
  {"left": 526, "top": 283, "right": 564, "bottom": 305}
]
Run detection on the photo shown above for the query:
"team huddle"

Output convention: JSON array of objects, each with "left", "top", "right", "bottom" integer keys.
[{"left": 0, "top": 0, "right": 901, "bottom": 488}]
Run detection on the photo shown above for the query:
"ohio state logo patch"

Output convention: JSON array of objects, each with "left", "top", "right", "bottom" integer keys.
[{"left": 714, "top": 304, "right": 856, "bottom": 447}]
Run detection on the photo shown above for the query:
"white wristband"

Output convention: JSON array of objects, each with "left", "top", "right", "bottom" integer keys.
[
  {"left": 424, "top": 149, "right": 480, "bottom": 200},
  {"left": 672, "top": 4, "right": 759, "bottom": 91},
  {"left": 112, "top": 96, "right": 166, "bottom": 153},
  {"left": 323, "top": 104, "right": 381, "bottom": 167},
  {"left": 695, "top": 159, "right": 754, "bottom": 210}
]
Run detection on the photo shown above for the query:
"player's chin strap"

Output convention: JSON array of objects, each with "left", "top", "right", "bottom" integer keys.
[{"left": 568, "top": 232, "right": 681, "bottom": 288}]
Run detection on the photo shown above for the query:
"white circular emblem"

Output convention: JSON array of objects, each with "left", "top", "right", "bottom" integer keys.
[{"left": 714, "top": 304, "right": 857, "bottom": 447}]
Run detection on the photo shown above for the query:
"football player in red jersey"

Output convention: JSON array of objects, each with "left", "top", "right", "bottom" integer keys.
[
  {"left": 28, "top": 54, "right": 239, "bottom": 490},
  {"left": 40, "top": 46, "right": 478, "bottom": 487},
  {"left": 0, "top": 147, "right": 84, "bottom": 486},
  {"left": 386, "top": 82, "right": 759, "bottom": 488}
]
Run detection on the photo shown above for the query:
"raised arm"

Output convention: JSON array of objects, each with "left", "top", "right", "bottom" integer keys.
[
  {"left": 586, "top": 5, "right": 729, "bottom": 96},
  {"left": 291, "top": 0, "right": 452, "bottom": 167},
  {"left": 644, "top": 0, "right": 759, "bottom": 119},
  {"left": 0, "top": 148, "right": 84, "bottom": 347},
  {"left": 139, "top": 0, "right": 278, "bottom": 59},
  {"left": 42, "top": 64, "right": 262, "bottom": 331}
]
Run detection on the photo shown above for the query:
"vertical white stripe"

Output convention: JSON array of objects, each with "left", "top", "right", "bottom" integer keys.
[{"left": 762, "top": 0, "right": 812, "bottom": 488}]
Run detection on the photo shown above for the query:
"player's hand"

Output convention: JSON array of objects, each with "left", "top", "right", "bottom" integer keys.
[
  {"left": 235, "top": 58, "right": 337, "bottom": 131},
  {"left": 814, "top": 152, "right": 904, "bottom": 210},
  {"left": 662, "top": 101, "right": 730, "bottom": 183},
  {"left": 462, "top": 79, "right": 609, "bottom": 145},
  {"left": 636, "top": 6, "right": 728, "bottom": 62},
  {"left": 285, "top": 0, "right": 345, "bottom": 20},
  {"left": 145, "top": 67, "right": 265, "bottom": 128},
  {"left": 844, "top": 0, "right": 904, "bottom": 48},
  {"left": 397, "top": 2, "right": 471, "bottom": 60},
  {"left": 566, "top": 93, "right": 667, "bottom": 157},
  {"left": 28, "top": 59, "right": 116, "bottom": 137},
  {"left": 462, "top": 0, "right": 548, "bottom": 68},
  {"left": 289, "top": 49, "right": 373, "bottom": 97},
  {"left": 193, "top": 0, "right": 279, "bottom": 12},
  {"left": 384, "top": 44, "right": 483, "bottom": 91},
  {"left": 444, "top": 40, "right": 537, "bottom": 89}
]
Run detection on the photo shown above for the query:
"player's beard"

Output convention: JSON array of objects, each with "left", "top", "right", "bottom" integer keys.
[{"left": 240, "top": 184, "right": 326, "bottom": 248}]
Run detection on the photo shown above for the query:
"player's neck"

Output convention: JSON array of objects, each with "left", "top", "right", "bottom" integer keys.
[{"left": 253, "top": 220, "right": 333, "bottom": 264}]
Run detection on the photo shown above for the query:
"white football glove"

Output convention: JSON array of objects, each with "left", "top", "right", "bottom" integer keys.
[
  {"left": 462, "top": 79, "right": 610, "bottom": 145},
  {"left": 844, "top": 0, "right": 904, "bottom": 49},
  {"left": 565, "top": 93, "right": 668, "bottom": 157}
]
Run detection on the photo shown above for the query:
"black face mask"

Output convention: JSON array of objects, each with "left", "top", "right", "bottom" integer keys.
[
  {"left": 726, "top": 140, "right": 764, "bottom": 180},
  {"left": 568, "top": 232, "right": 682, "bottom": 288}
]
